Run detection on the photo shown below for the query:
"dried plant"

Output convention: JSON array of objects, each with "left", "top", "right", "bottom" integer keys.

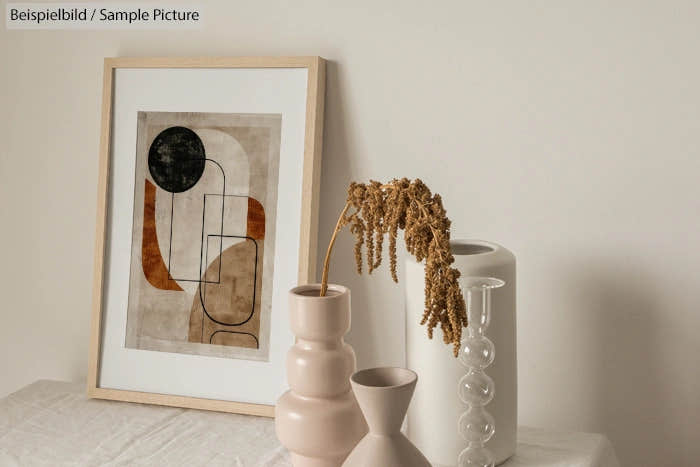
[{"left": 320, "top": 178, "right": 466, "bottom": 356}]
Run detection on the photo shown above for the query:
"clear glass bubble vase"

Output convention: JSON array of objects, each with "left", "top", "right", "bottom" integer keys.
[{"left": 457, "top": 276, "right": 505, "bottom": 467}]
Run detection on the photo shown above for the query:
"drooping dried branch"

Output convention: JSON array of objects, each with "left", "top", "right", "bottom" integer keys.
[{"left": 320, "top": 178, "right": 466, "bottom": 356}]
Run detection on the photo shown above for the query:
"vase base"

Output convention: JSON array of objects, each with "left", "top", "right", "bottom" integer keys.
[
  {"left": 290, "top": 453, "right": 344, "bottom": 467},
  {"left": 427, "top": 449, "right": 514, "bottom": 467},
  {"left": 342, "top": 433, "right": 431, "bottom": 467}
]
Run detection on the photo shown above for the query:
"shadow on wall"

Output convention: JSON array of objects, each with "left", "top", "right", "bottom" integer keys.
[
  {"left": 315, "top": 60, "right": 381, "bottom": 369},
  {"left": 569, "top": 261, "right": 675, "bottom": 466}
]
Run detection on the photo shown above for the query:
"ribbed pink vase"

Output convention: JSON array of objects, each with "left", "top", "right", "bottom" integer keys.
[{"left": 275, "top": 284, "right": 368, "bottom": 467}]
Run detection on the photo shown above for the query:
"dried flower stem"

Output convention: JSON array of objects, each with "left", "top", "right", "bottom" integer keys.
[{"left": 320, "top": 201, "right": 351, "bottom": 297}]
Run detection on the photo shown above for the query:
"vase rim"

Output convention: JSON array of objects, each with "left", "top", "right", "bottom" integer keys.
[
  {"left": 460, "top": 276, "right": 505, "bottom": 290},
  {"left": 289, "top": 283, "right": 349, "bottom": 299},
  {"left": 351, "top": 367, "right": 417, "bottom": 390},
  {"left": 450, "top": 239, "right": 501, "bottom": 256}
]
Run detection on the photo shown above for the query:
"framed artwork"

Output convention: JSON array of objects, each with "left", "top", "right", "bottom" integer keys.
[{"left": 87, "top": 57, "right": 326, "bottom": 416}]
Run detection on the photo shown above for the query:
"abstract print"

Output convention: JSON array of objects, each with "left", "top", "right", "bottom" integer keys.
[{"left": 125, "top": 111, "right": 281, "bottom": 361}]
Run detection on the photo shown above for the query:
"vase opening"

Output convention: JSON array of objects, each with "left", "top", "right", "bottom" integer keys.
[
  {"left": 296, "top": 289, "right": 343, "bottom": 298},
  {"left": 351, "top": 367, "right": 416, "bottom": 389},
  {"left": 290, "top": 284, "right": 347, "bottom": 298},
  {"left": 451, "top": 241, "right": 495, "bottom": 256}
]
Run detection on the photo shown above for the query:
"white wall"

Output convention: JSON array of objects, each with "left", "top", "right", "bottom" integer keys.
[{"left": 2, "top": 1, "right": 699, "bottom": 465}]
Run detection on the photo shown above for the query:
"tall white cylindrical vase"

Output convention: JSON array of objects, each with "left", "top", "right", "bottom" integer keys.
[{"left": 405, "top": 240, "right": 516, "bottom": 466}]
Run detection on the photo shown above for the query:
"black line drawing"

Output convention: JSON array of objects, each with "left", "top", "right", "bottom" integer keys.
[
  {"left": 199, "top": 234, "right": 258, "bottom": 327},
  {"left": 167, "top": 159, "right": 227, "bottom": 284},
  {"left": 209, "top": 330, "right": 260, "bottom": 349}
]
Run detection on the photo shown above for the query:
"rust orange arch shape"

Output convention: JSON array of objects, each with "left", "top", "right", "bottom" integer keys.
[{"left": 142, "top": 180, "right": 183, "bottom": 291}]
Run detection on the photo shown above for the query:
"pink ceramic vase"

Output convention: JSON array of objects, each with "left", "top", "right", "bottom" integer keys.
[
  {"left": 342, "top": 367, "right": 431, "bottom": 467},
  {"left": 275, "top": 284, "right": 368, "bottom": 467}
]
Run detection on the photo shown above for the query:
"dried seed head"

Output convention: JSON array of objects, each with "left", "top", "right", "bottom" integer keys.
[{"left": 342, "top": 178, "right": 466, "bottom": 356}]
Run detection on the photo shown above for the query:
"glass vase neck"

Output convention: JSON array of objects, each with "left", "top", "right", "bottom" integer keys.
[{"left": 460, "top": 277, "right": 504, "bottom": 335}]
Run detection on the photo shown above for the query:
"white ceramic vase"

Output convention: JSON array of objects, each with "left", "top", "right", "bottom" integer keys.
[{"left": 405, "top": 240, "right": 517, "bottom": 466}]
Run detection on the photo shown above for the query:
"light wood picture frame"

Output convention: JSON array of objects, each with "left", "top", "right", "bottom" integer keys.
[{"left": 87, "top": 57, "right": 326, "bottom": 417}]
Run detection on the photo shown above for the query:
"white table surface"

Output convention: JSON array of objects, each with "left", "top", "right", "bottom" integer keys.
[{"left": 0, "top": 381, "right": 619, "bottom": 467}]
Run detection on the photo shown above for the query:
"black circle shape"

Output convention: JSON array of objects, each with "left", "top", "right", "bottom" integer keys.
[{"left": 148, "top": 126, "right": 206, "bottom": 193}]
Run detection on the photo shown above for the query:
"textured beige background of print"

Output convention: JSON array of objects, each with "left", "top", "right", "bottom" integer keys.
[{"left": 125, "top": 112, "right": 281, "bottom": 361}]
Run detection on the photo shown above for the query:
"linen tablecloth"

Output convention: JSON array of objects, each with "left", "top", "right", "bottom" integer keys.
[{"left": 0, "top": 381, "right": 619, "bottom": 467}]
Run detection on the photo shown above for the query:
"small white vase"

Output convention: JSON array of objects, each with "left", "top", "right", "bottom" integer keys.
[
  {"left": 405, "top": 240, "right": 517, "bottom": 466},
  {"left": 342, "top": 368, "right": 431, "bottom": 467}
]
